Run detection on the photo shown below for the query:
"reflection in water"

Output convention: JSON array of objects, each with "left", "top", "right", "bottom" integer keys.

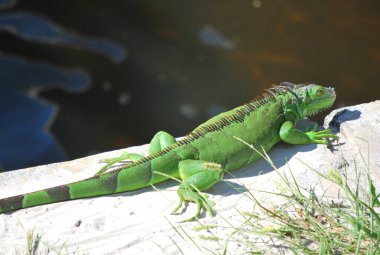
[
  {"left": 0, "top": 53, "right": 90, "bottom": 170},
  {"left": 199, "top": 25, "right": 234, "bottom": 50},
  {"left": 0, "top": 12, "right": 126, "bottom": 63},
  {"left": 0, "top": 9, "right": 126, "bottom": 171},
  {"left": 0, "top": 53, "right": 89, "bottom": 92},
  {"left": 0, "top": 1, "right": 378, "bottom": 171}
]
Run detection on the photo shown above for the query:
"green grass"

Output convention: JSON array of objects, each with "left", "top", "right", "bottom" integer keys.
[
  {"left": 13, "top": 229, "right": 79, "bottom": 255},
  {"left": 179, "top": 142, "right": 380, "bottom": 254},
  {"left": 25, "top": 229, "right": 42, "bottom": 255},
  {"left": 237, "top": 164, "right": 380, "bottom": 254}
]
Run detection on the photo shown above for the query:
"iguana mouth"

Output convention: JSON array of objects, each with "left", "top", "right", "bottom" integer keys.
[{"left": 309, "top": 104, "right": 333, "bottom": 117}]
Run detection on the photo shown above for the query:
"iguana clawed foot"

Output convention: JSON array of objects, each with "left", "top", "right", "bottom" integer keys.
[
  {"left": 305, "top": 129, "right": 338, "bottom": 145},
  {"left": 172, "top": 159, "right": 224, "bottom": 222},
  {"left": 280, "top": 120, "right": 338, "bottom": 145},
  {"left": 172, "top": 188, "right": 215, "bottom": 222}
]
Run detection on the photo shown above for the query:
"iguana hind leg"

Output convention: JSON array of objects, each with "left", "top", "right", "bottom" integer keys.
[
  {"left": 97, "top": 131, "right": 176, "bottom": 175},
  {"left": 173, "top": 159, "right": 224, "bottom": 222},
  {"left": 148, "top": 131, "right": 177, "bottom": 154}
]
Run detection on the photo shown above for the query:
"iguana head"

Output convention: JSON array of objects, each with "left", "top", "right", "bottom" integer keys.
[
  {"left": 296, "top": 84, "right": 336, "bottom": 117},
  {"left": 279, "top": 83, "right": 336, "bottom": 119}
]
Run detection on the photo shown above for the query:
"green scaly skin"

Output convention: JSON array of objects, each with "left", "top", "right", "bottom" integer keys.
[{"left": 0, "top": 82, "right": 337, "bottom": 221}]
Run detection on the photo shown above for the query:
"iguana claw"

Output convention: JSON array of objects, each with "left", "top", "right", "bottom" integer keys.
[
  {"left": 306, "top": 128, "right": 338, "bottom": 144},
  {"left": 173, "top": 189, "right": 215, "bottom": 222}
]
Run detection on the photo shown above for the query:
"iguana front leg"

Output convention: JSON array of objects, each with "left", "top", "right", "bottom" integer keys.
[
  {"left": 172, "top": 159, "right": 224, "bottom": 222},
  {"left": 97, "top": 131, "right": 177, "bottom": 175},
  {"left": 279, "top": 120, "right": 337, "bottom": 145}
]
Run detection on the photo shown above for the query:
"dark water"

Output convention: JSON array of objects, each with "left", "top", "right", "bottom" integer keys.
[{"left": 0, "top": 0, "right": 379, "bottom": 170}]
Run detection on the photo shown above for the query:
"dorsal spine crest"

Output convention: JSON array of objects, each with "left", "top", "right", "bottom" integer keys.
[{"left": 100, "top": 83, "right": 299, "bottom": 176}]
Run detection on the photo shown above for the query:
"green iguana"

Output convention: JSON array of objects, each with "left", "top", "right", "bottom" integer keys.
[{"left": 0, "top": 82, "right": 336, "bottom": 221}]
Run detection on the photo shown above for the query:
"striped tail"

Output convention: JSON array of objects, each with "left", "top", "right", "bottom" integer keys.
[{"left": 0, "top": 161, "right": 153, "bottom": 213}]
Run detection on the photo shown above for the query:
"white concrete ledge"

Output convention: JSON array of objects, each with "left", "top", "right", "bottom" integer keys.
[{"left": 1, "top": 101, "right": 379, "bottom": 254}]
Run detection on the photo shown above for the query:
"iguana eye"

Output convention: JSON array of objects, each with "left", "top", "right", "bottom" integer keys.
[{"left": 316, "top": 89, "right": 324, "bottom": 96}]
